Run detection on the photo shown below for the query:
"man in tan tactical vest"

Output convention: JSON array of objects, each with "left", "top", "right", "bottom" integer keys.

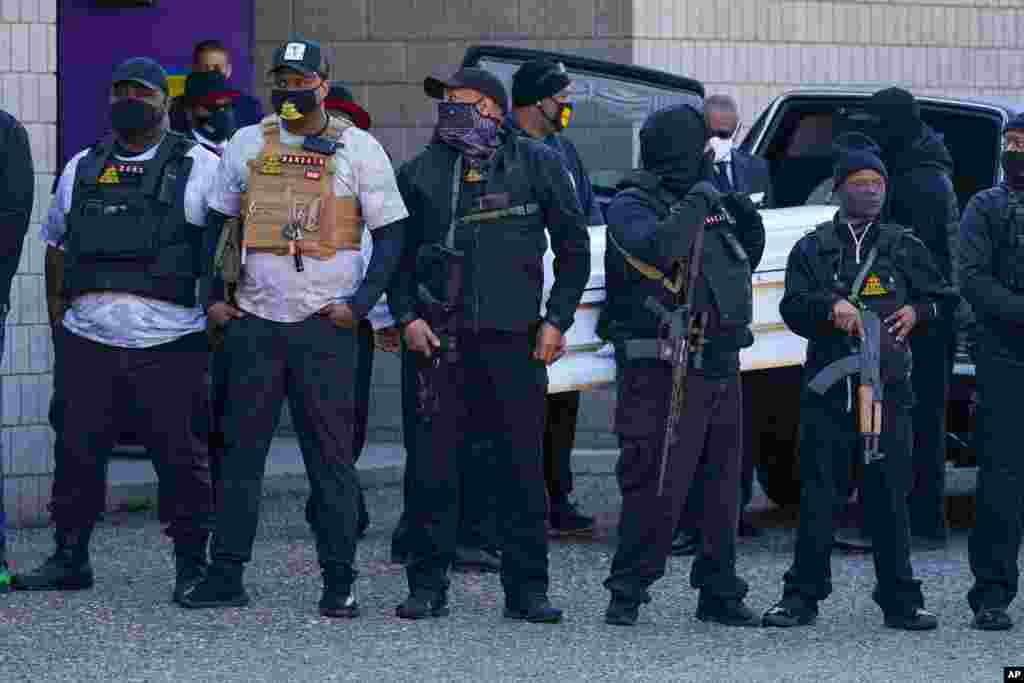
[{"left": 179, "top": 39, "right": 409, "bottom": 618}]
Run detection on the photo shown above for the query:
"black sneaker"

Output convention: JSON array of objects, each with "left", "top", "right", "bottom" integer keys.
[
  {"left": 172, "top": 555, "right": 208, "bottom": 605},
  {"left": 396, "top": 590, "right": 450, "bottom": 620},
  {"left": 884, "top": 607, "right": 938, "bottom": 631},
  {"left": 549, "top": 499, "right": 595, "bottom": 535},
  {"left": 604, "top": 595, "right": 641, "bottom": 626},
  {"left": 762, "top": 599, "right": 818, "bottom": 627},
  {"left": 696, "top": 597, "right": 761, "bottom": 627},
  {"left": 177, "top": 564, "right": 249, "bottom": 609},
  {"left": 504, "top": 598, "right": 563, "bottom": 624},
  {"left": 320, "top": 584, "right": 359, "bottom": 619},
  {"left": 971, "top": 607, "right": 1013, "bottom": 631},
  {"left": 14, "top": 552, "right": 94, "bottom": 591},
  {"left": 670, "top": 528, "right": 700, "bottom": 557}
]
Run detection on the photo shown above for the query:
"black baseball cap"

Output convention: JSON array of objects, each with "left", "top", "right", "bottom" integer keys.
[
  {"left": 183, "top": 71, "right": 241, "bottom": 106},
  {"left": 269, "top": 38, "right": 330, "bottom": 79},
  {"left": 424, "top": 67, "right": 509, "bottom": 114},
  {"left": 324, "top": 82, "right": 371, "bottom": 130},
  {"left": 111, "top": 57, "right": 169, "bottom": 95}
]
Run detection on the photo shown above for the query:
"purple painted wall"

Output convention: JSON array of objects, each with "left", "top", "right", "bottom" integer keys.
[{"left": 58, "top": 0, "right": 256, "bottom": 167}]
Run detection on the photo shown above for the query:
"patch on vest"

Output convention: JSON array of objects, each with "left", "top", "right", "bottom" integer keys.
[
  {"left": 280, "top": 154, "right": 327, "bottom": 167},
  {"left": 278, "top": 101, "right": 302, "bottom": 121},
  {"left": 464, "top": 168, "right": 484, "bottom": 183},
  {"left": 304, "top": 169, "right": 322, "bottom": 180},
  {"left": 98, "top": 165, "right": 120, "bottom": 184},
  {"left": 861, "top": 274, "right": 889, "bottom": 297},
  {"left": 259, "top": 155, "right": 282, "bottom": 175}
]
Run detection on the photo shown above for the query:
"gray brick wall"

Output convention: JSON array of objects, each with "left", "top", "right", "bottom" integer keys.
[{"left": 1, "top": 0, "right": 57, "bottom": 526}]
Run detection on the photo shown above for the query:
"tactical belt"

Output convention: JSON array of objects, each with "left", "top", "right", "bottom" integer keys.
[{"left": 456, "top": 202, "right": 540, "bottom": 226}]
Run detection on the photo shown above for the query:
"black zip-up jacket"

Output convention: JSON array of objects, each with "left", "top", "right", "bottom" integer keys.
[
  {"left": 0, "top": 110, "right": 33, "bottom": 308},
  {"left": 388, "top": 135, "right": 590, "bottom": 334},
  {"left": 781, "top": 217, "right": 957, "bottom": 389},
  {"left": 959, "top": 183, "right": 1024, "bottom": 362}
]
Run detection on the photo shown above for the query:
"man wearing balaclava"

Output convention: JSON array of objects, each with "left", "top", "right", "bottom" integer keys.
[
  {"left": 181, "top": 39, "right": 408, "bottom": 618},
  {"left": 507, "top": 59, "right": 602, "bottom": 537},
  {"left": 958, "top": 113, "right": 1024, "bottom": 632},
  {"left": 386, "top": 66, "right": 589, "bottom": 622},
  {"left": 598, "top": 102, "right": 765, "bottom": 627},
  {"left": 865, "top": 87, "right": 961, "bottom": 549},
  {"left": 15, "top": 58, "right": 220, "bottom": 602},
  {"left": 763, "top": 133, "right": 956, "bottom": 631}
]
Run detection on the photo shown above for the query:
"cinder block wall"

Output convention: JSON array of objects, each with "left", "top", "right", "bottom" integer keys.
[{"left": 1, "top": 0, "right": 57, "bottom": 526}]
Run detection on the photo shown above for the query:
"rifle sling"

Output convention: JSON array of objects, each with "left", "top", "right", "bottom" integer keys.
[{"left": 606, "top": 231, "right": 684, "bottom": 295}]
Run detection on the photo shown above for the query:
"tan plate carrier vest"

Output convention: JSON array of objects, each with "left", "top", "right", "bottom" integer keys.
[{"left": 242, "top": 114, "right": 362, "bottom": 260}]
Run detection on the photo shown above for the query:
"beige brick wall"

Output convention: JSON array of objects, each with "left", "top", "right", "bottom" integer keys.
[
  {"left": 0, "top": 0, "right": 57, "bottom": 526},
  {"left": 633, "top": 0, "right": 1024, "bottom": 142}
]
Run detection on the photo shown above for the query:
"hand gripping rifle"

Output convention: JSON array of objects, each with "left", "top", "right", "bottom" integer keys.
[
  {"left": 807, "top": 303, "right": 885, "bottom": 465},
  {"left": 415, "top": 245, "right": 465, "bottom": 420}
]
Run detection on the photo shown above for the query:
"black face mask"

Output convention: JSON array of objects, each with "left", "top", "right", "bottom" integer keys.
[
  {"left": 1001, "top": 151, "right": 1024, "bottom": 190},
  {"left": 196, "top": 107, "right": 236, "bottom": 142},
  {"left": 111, "top": 99, "right": 163, "bottom": 138},
  {"left": 271, "top": 87, "right": 320, "bottom": 121}
]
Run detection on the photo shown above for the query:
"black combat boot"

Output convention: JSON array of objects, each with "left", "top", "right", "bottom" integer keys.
[
  {"left": 548, "top": 498, "right": 595, "bottom": 535},
  {"left": 696, "top": 594, "right": 761, "bottom": 627},
  {"left": 319, "top": 570, "right": 359, "bottom": 619},
  {"left": 884, "top": 607, "right": 939, "bottom": 631},
  {"left": 762, "top": 597, "right": 818, "bottom": 627},
  {"left": 171, "top": 531, "right": 210, "bottom": 604},
  {"left": 604, "top": 594, "right": 645, "bottom": 626},
  {"left": 177, "top": 560, "right": 249, "bottom": 609},
  {"left": 14, "top": 527, "right": 94, "bottom": 591},
  {"left": 971, "top": 607, "right": 1013, "bottom": 631},
  {"left": 396, "top": 589, "right": 450, "bottom": 620}
]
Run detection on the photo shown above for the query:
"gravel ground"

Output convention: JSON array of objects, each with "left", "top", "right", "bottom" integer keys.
[{"left": 1, "top": 474, "right": 1020, "bottom": 683}]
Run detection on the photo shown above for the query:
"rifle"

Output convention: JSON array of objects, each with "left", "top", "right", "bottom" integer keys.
[
  {"left": 807, "top": 306, "right": 885, "bottom": 465},
  {"left": 624, "top": 204, "right": 731, "bottom": 495},
  {"left": 414, "top": 243, "right": 465, "bottom": 420}
]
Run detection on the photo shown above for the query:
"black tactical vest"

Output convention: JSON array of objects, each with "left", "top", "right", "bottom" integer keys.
[
  {"left": 600, "top": 178, "right": 753, "bottom": 347},
  {"left": 802, "top": 219, "right": 913, "bottom": 384},
  {"left": 996, "top": 189, "right": 1024, "bottom": 292},
  {"left": 63, "top": 133, "right": 200, "bottom": 308}
]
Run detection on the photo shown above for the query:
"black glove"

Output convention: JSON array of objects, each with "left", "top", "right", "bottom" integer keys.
[{"left": 721, "top": 191, "right": 761, "bottom": 228}]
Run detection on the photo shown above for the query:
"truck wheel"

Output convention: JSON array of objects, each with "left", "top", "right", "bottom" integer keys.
[{"left": 744, "top": 366, "right": 802, "bottom": 507}]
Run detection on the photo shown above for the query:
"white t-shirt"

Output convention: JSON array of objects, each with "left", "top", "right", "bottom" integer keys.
[
  {"left": 207, "top": 120, "right": 408, "bottom": 323},
  {"left": 41, "top": 138, "right": 219, "bottom": 348}
]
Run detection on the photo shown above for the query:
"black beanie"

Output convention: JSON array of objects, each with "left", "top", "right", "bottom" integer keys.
[
  {"left": 511, "top": 59, "right": 571, "bottom": 107},
  {"left": 832, "top": 132, "right": 888, "bottom": 188},
  {"left": 866, "top": 87, "right": 920, "bottom": 125},
  {"left": 1004, "top": 112, "right": 1024, "bottom": 135}
]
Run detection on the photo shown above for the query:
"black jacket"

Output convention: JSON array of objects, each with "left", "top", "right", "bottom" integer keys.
[
  {"left": 601, "top": 173, "right": 765, "bottom": 376},
  {"left": 884, "top": 125, "right": 960, "bottom": 293},
  {"left": 389, "top": 134, "right": 590, "bottom": 334},
  {"left": 0, "top": 110, "right": 33, "bottom": 308},
  {"left": 781, "top": 216, "right": 957, "bottom": 388},
  {"left": 959, "top": 183, "right": 1024, "bottom": 362}
]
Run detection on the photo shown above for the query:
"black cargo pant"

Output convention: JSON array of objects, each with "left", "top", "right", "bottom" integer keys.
[
  {"left": 544, "top": 391, "right": 581, "bottom": 504},
  {"left": 908, "top": 324, "right": 954, "bottom": 539},
  {"left": 967, "top": 350, "right": 1024, "bottom": 613},
  {"left": 209, "top": 314, "right": 360, "bottom": 586},
  {"left": 604, "top": 356, "right": 748, "bottom": 604},
  {"left": 404, "top": 329, "right": 549, "bottom": 604},
  {"left": 782, "top": 384, "right": 924, "bottom": 615},
  {"left": 304, "top": 318, "right": 373, "bottom": 536},
  {"left": 51, "top": 328, "right": 213, "bottom": 539},
  {"left": 392, "top": 343, "right": 498, "bottom": 559}
]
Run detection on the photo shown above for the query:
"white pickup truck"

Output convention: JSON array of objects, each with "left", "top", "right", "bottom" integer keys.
[{"left": 463, "top": 45, "right": 1020, "bottom": 505}]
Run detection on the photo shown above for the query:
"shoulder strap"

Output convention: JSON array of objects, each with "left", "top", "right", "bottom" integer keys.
[
  {"left": 140, "top": 132, "right": 194, "bottom": 198},
  {"left": 606, "top": 231, "right": 681, "bottom": 294}
]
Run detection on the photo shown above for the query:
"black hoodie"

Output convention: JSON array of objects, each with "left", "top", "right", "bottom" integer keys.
[{"left": 883, "top": 125, "right": 960, "bottom": 295}]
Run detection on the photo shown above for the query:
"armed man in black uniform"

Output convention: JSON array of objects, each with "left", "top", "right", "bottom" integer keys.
[
  {"left": 388, "top": 67, "right": 590, "bottom": 622},
  {"left": 762, "top": 134, "right": 956, "bottom": 630},
  {"left": 600, "top": 103, "right": 765, "bottom": 627},
  {"left": 15, "top": 58, "right": 218, "bottom": 600},
  {"left": 959, "top": 113, "right": 1024, "bottom": 631}
]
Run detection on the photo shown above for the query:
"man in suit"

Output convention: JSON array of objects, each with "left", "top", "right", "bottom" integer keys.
[{"left": 672, "top": 94, "right": 772, "bottom": 557}]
